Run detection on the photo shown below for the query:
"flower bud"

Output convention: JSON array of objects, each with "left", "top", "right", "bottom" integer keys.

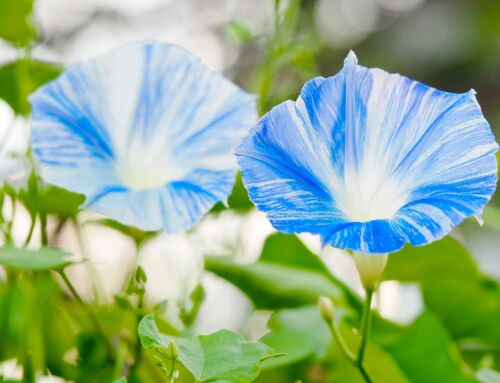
[
  {"left": 353, "top": 252, "right": 388, "bottom": 292},
  {"left": 318, "top": 296, "right": 334, "bottom": 322},
  {"left": 167, "top": 341, "right": 180, "bottom": 360}
]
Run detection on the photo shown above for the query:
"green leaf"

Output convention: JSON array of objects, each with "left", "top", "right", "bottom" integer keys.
[
  {"left": 227, "top": 20, "right": 253, "bottom": 44},
  {"left": 205, "top": 256, "right": 348, "bottom": 309},
  {"left": 228, "top": 172, "right": 253, "bottom": 210},
  {"left": 482, "top": 205, "right": 500, "bottom": 232},
  {"left": 38, "top": 186, "right": 85, "bottom": 218},
  {"left": 139, "top": 315, "right": 275, "bottom": 382},
  {"left": 423, "top": 280, "right": 500, "bottom": 343},
  {"left": 0, "top": 0, "right": 35, "bottom": 46},
  {"left": 112, "top": 378, "right": 127, "bottom": 383},
  {"left": 92, "top": 219, "right": 156, "bottom": 246},
  {"left": 329, "top": 322, "right": 412, "bottom": 383},
  {"left": 383, "top": 236, "right": 500, "bottom": 345},
  {"left": 0, "top": 246, "right": 74, "bottom": 271},
  {"left": 383, "top": 312, "right": 476, "bottom": 383},
  {"left": 206, "top": 233, "right": 361, "bottom": 310},
  {"left": 0, "top": 59, "right": 61, "bottom": 115},
  {"left": 260, "top": 233, "right": 330, "bottom": 273},
  {"left": 383, "top": 237, "right": 480, "bottom": 283},
  {"left": 260, "top": 306, "right": 331, "bottom": 368},
  {"left": 261, "top": 306, "right": 410, "bottom": 383}
]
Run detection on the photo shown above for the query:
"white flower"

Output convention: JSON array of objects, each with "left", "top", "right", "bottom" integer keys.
[
  {"left": 0, "top": 100, "right": 31, "bottom": 190},
  {"left": 139, "top": 233, "right": 203, "bottom": 322}
]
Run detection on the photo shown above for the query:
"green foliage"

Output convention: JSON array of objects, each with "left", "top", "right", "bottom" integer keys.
[
  {"left": 260, "top": 305, "right": 476, "bottom": 383},
  {"left": 384, "top": 236, "right": 500, "bottom": 346},
  {"left": 327, "top": 321, "right": 411, "bottom": 383},
  {"left": 0, "top": 59, "right": 61, "bottom": 115},
  {"left": 260, "top": 306, "right": 331, "bottom": 369},
  {"left": 37, "top": 186, "right": 85, "bottom": 219},
  {"left": 0, "top": 246, "right": 73, "bottom": 271},
  {"left": 17, "top": 177, "right": 85, "bottom": 222},
  {"left": 228, "top": 172, "right": 253, "bottom": 210},
  {"left": 139, "top": 315, "right": 276, "bottom": 382},
  {"left": 383, "top": 237, "right": 481, "bottom": 283},
  {"left": 249, "top": 0, "right": 320, "bottom": 114},
  {"left": 227, "top": 21, "right": 253, "bottom": 44},
  {"left": 381, "top": 312, "right": 475, "bottom": 383},
  {"left": 423, "top": 280, "right": 500, "bottom": 344},
  {"left": 0, "top": 0, "right": 35, "bottom": 47},
  {"left": 93, "top": 218, "right": 156, "bottom": 247},
  {"left": 211, "top": 231, "right": 499, "bottom": 382},
  {"left": 260, "top": 232, "right": 329, "bottom": 272},
  {"left": 482, "top": 205, "right": 500, "bottom": 232},
  {"left": 205, "top": 255, "right": 347, "bottom": 309},
  {"left": 113, "top": 378, "right": 128, "bottom": 383},
  {"left": 206, "top": 233, "right": 362, "bottom": 312}
]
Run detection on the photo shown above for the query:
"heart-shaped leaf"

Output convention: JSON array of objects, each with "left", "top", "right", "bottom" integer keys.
[{"left": 139, "top": 315, "right": 276, "bottom": 382}]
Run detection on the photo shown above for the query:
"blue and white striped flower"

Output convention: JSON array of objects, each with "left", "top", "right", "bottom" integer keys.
[
  {"left": 30, "top": 41, "right": 256, "bottom": 233},
  {"left": 236, "top": 52, "right": 498, "bottom": 254}
]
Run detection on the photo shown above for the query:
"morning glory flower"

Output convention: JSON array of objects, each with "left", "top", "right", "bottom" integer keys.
[
  {"left": 29, "top": 41, "right": 256, "bottom": 232},
  {"left": 236, "top": 52, "right": 498, "bottom": 254}
]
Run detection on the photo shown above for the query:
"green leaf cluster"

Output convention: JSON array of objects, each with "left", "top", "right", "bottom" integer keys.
[{"left": 139, "top": 315, "right": 277, "bottom": 383}]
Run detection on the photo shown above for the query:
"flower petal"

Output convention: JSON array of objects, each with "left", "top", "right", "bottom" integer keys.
[
  {"left": 237, "top": 52, "right": 498, "bottom": 253},
  {"left": 30, "top": 41, "right": 256, "bottom": 232},
  {"left": 236, "top": 100, "right": 346, "bottom": 239}
]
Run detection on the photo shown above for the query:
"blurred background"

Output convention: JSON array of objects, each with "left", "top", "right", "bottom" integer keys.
[{"left": 0, "top": 0, "right": 499, "bottom": 382}]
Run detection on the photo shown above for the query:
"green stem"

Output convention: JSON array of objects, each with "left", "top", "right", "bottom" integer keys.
[
  {"left": 326, "top": 319, "right": 356, "bottom": 364},
  {"left": 40, "top": 212, "right": 48, "bottom": 246},
  {"left": 356, "top": 289, "right": 374, "bottom": 383},
  {"left": 24, "top": 214, "right": 36, "bottom": 246},
  {"left": 130, "top": 245, "right": 145, "bottom": 375},
  {"left": 58, "top": 269, "right": 115, "bottom": 362},
  {"left": 168, "top": 357, "right": 177, "bottom": 383},
  {"left": 5, "top": 195, "right": 16, "bottom": 244}
]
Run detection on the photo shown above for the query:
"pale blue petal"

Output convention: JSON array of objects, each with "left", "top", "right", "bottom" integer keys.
[
  {"left": 30, "top": 41, "right": 257, "bottom": 232},
  {"left": 236, "top": 52, "right": 498, "bottom": 253}
]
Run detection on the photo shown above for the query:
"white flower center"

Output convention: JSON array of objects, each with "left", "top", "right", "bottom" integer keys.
[
  {"left": 117, "top": 140, "right": 187, "bottom": 191},
  {"left": 333, "top": 163, "right": 408, "bottom": 222}
]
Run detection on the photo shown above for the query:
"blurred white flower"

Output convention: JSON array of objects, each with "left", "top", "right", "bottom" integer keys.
[
  {"left": 0, "top": 359, "right": 66, "bottom": 382},
  {"left": 378, "top": 281, "right": 424, "bottom": 324},
  {"left": 375, "top": 0, "right": 425, "bottom": 14},
  {"left": 0, "top": 41, "right": 17, "bottom": 66},
  {"left": 0, "top": 358, "right": 22, "bottom": 380},
  {"left": 187, "top": 210, "right": 273, "bottom": 333},
  {"left": 34, "top": 0, "right": 94, "bottom": 37},
  {"left": 54, "top": 215, "right": 137, "bottom": 302},
  {"left": 0, "top": 100, "right": 32, "bottom": 190},
  {"left": 139, "top": 233, "right": 204, "bottom": 322},
  {"left": 460, "top": 224, "right": 500, "bottom": 280},
  {"left": 87, "top": 0, "right": 167, "bottom": 16},
  {"left": 191, "top": 210, "right": 274, "bottom": 263},
  {"left": 194, "top": 272, "right": 253, "bottom": 334}
]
